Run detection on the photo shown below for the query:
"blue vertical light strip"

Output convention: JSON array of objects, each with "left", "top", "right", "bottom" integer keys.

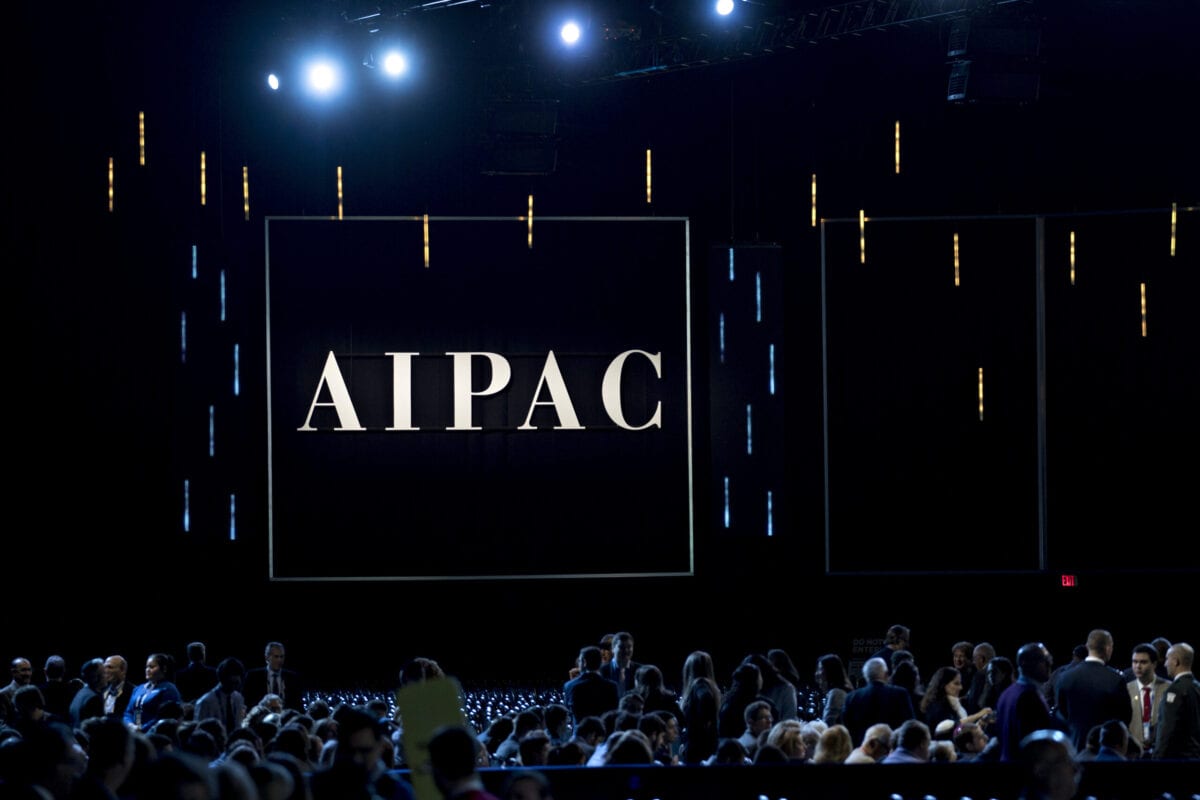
[
  {"left": 219, "top": 270, "right": 227, "bottom": 322},
  {"left": 769, "top": 343, "right": 775, "bottom": 395},
  {"left": 728, "top": 247, "right": 735, "bottom": 281},
  {"left": 755, "top": 272, "right": 762, "bottom": 322},
  {"left": 183, "top": 480, "right": 190, "bottom": 532},
  {"left": 180, "top": 312, "right": 187, "bottom": 364},
  {"left": 767, "top": 491, "right": 774, "bottom": 537},
  {"left": 746, "top": 404, "right": 753, "bottom": 455},
  {"left": 191, "top": 245, "right": 197, "bottom": 279},
  {"left": 208, "top": 405, "right": 215, "bottom": 457},
  {"left": 229, "top": 494, "right": 237, "bottom": 541},
  {"left": 233, "top": 343, "right": 240, "bottom": 396},
  {"left": 723, "top": 477, "right": 730, "bottom": 528},
  {"left": 719, "top": 313, "right": 726, "bottom": 364}
]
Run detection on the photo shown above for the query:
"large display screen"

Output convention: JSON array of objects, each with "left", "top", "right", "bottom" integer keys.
[{"left": 266, "top": 216, "right": 693, "bottom": 580}]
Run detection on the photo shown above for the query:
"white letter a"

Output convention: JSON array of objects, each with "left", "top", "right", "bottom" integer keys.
[{"left": 297, "top": 351, "right": 365, "bottom": 431}]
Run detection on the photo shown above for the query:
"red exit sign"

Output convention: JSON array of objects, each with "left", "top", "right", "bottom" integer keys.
[{"left": 1061, "top": 574, "right": 1077, "bottom": 587}]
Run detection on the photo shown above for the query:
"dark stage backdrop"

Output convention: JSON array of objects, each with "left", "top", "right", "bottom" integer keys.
[{"left": 7, "top": 0, "right": 1198, "bottom": 692}]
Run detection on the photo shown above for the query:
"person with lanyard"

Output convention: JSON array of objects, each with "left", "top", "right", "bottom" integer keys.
[
  {"left": 101, "top": 655, "right": 131, "bottom": 721},
  {"left": 123, "top": 653, "right": 182, "bottom": 732}
]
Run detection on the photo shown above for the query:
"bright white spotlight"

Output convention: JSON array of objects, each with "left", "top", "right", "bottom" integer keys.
[
  {"left": 383, "top": 50, "right": 408, "bottom": 77},
  {"left": 560, "top": 21, "right": 581, "bottom": 45},
  {"left": 307, "top": 60, "right": 339, "bottom": 95},
  {"left": 267, "top": 73, "right": 280, "bottom": 91},
  {"left": 716, "top": 0, "right": 734, "bottom": 15}
]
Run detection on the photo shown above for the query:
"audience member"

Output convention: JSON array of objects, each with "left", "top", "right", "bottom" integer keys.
[
  {"left": 124, "top": 653, "right": 182, "bottom": 733},
  {"left": 598, "top": 632, "right": 641, "bottom": 697},
  {"left": 69, "top": 658, "right": 107, "bottom": 728},
  {"left": 563, "top": 647, "right": 618, "bottom": 726},
  {"left": 920, "top": 666, "right": 991, "bottom": 739},
  {"left": 1127, "top": 642, "right": 1171, "bottom": 757},
  {"left": 815, "top": 653, "right": 852, "bottom": 727},
  {"left": 881, "top": 719, "right": 931, "bottom": 764},
  {"left": 244, "top": 642, "right": 304, "bottom": 712},
  {"left": 1154, "top": 642, "right": 1199, "bottom": 759},
  {"left": 845, "top": 722, "right": 892, "bottom": 763},
  {"left": 842, "top": 657, "right": 915, "bottom": 747},
  {"left": 1054, "top": 629, "right": 1129, "bottom": 752},
  {"left": 717, "top": 661, "right": 763, "bottom": 739},
  {"left": 994, "top": 642, "right": 1065, "bottom": 763},
  {"left": 175, "top": 642, "right": 218, "bottom": 703},
  {"left": 678, "top": 650, "right": 721, "bottom": 765},
  {"left": 812, "top": 724, "right": 853, "bottom": 763}
]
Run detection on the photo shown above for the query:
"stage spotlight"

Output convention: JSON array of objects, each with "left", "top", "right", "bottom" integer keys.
[
  {"left": 306, "top": 59, "right": 340, "bottom": 96},
  {"left": 560, "top": 21, "right": 581, "bottom": 45},
  {"left": 267, "top": 73, "right": 280, "bottom": 91},
  {"left": 716, "top": 0, "right": 734, "bottom": 15},
  {"left": 382, "top": 50, "right": 408, "bottom": 77}
]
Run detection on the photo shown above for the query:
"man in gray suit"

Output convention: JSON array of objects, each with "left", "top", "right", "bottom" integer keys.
[{"left": 1127, "top": 643, "right": 1170, "bottom": 757}]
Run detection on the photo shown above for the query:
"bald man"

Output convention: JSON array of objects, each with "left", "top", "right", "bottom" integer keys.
[
  {"left": 0, "top": 657, "right": 34, "bottom": 724},
  {"left": 102, "top": 655, "right": 131, "bottom": 720},
  {"left": 1153, "top": 643, "right": 1199, "bottom": 760}
]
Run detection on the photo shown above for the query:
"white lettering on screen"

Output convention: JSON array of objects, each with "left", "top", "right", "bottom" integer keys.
[{"left": 297, "top": 349, "right": 662, "bottom": 432}]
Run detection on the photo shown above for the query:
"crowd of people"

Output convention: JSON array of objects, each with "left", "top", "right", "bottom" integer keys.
[{"left": 0, "top": 627, "right": 1196, "bottom": 799}]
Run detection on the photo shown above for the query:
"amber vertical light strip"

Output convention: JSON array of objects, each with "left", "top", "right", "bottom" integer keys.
[
  {"left": 811, "top": 174, "right": 817, "bottom": 228},
  {"left": 645, "top": 149, "right": 652, "bottom": 204},
  {"left": 978, "top": 367, "right": 984, "bottom": 421},
  {"left": 954, "top": 232, "right": 960, "bottom": 286},
  {"left": 859, "top": 209, "right": 866, "bottom": 264},
  {"left": 1141, "top": 282, "right": 1147, "bottom": 337},
  {"left": 138, "top": 112, "right": 145, "bottom": 166},
  {"left": 1170, "top": 202, "right": 1177, "bottom": 257},
  {"left": 1069, "top": 231, "right": 1076, "bottom": 285},
  {"left": 337, "top": 166, "right": 343, "bottom": 220},
  {"left": 242, "top": 166, "right": 250, "bottom": 221},
  {"left": 894, "top": 120, "right": 901, "bottom": 174},
  {"left": 423, "top": 214, "right": 430, "bottom": 268},
  {"left": 527, "top": 194, "right": 534, "bottom": 249},
  {"left": 200, "top": 151, "right": 206, "bottom": 206},
  {"left": 107, "top": 158, "right": 114, "bottom": 212}
]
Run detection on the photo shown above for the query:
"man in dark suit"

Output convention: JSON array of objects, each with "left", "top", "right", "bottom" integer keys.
[
  {"left": 243, "top": 641, "right": 304, "bottom": 711},
  {"left": 100, "top": 655, "right": 132, "bottom": 721},
  {"left": 1154, "top": 642, "right": 1200, "bottom": 759},
  {"left": 174, "top": 642, "right": 218, "bottom": 703},
  {"left": 598, "top": 632, "right": 641, "bottom": 697},
  {"left": 69, "top": 658, "right": 108, "bottom": 728},
  {"left": 995, "top": 642, "right": 1067, "bottom": 762},
  {"left": 564, "top": 646, "right": 619, "bottom": 725},
  {"left": 1054, "top": 629, "right": 1129, "bottom": 752},
  {"left": 842, "top": 656, "right": 915, "bottom": 747}
]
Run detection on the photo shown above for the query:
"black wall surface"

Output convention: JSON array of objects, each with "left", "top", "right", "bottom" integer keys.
[{"left": 8, "top": 0, "right": 1197, "bottom": 692}]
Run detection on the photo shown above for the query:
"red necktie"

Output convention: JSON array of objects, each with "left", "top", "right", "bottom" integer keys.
[{"left": 1142, "top": 686, "right": 1151, "bottom": 723}]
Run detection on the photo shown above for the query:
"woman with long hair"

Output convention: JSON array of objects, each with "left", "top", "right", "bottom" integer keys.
[
  {"left": 815, "top": 653, "right": 853, "bottom": 727},
  {"left": 678, "top": 651, "right": 721, "bottom": 765},
  {"left": 920, "top": 666, "right": 991, "bottom": 738}
]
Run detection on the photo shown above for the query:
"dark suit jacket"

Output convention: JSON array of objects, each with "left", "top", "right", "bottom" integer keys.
[
  {"left": 243, "top": 667, "right": 304, "bottom": 710},
  {"left": 103, "top": 681, "right": 133, "bottom": 721},
  {"left": 1054, "top": 660, "right": 1129, "bottom": 752},
  {"left": 174, "top": 663, "right": 218, "bottom": 702},
  {"left": 69, "top": 686, "right": 105, "bottom": 727},
  {"left": 995, "top": 678, "right": 1066, "bottom": 762},
  {"left": 842, "top": 680, "right": 915, "bottom": 746},
  {"left": 1154, "top": 672, "right": 1200, "bottom": 759},
  {"left": 563, "top": 671, "right": 619, "bottom": 724},
  {"left": 599, "top": 660, "right": 642, "bottom": 696}
]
